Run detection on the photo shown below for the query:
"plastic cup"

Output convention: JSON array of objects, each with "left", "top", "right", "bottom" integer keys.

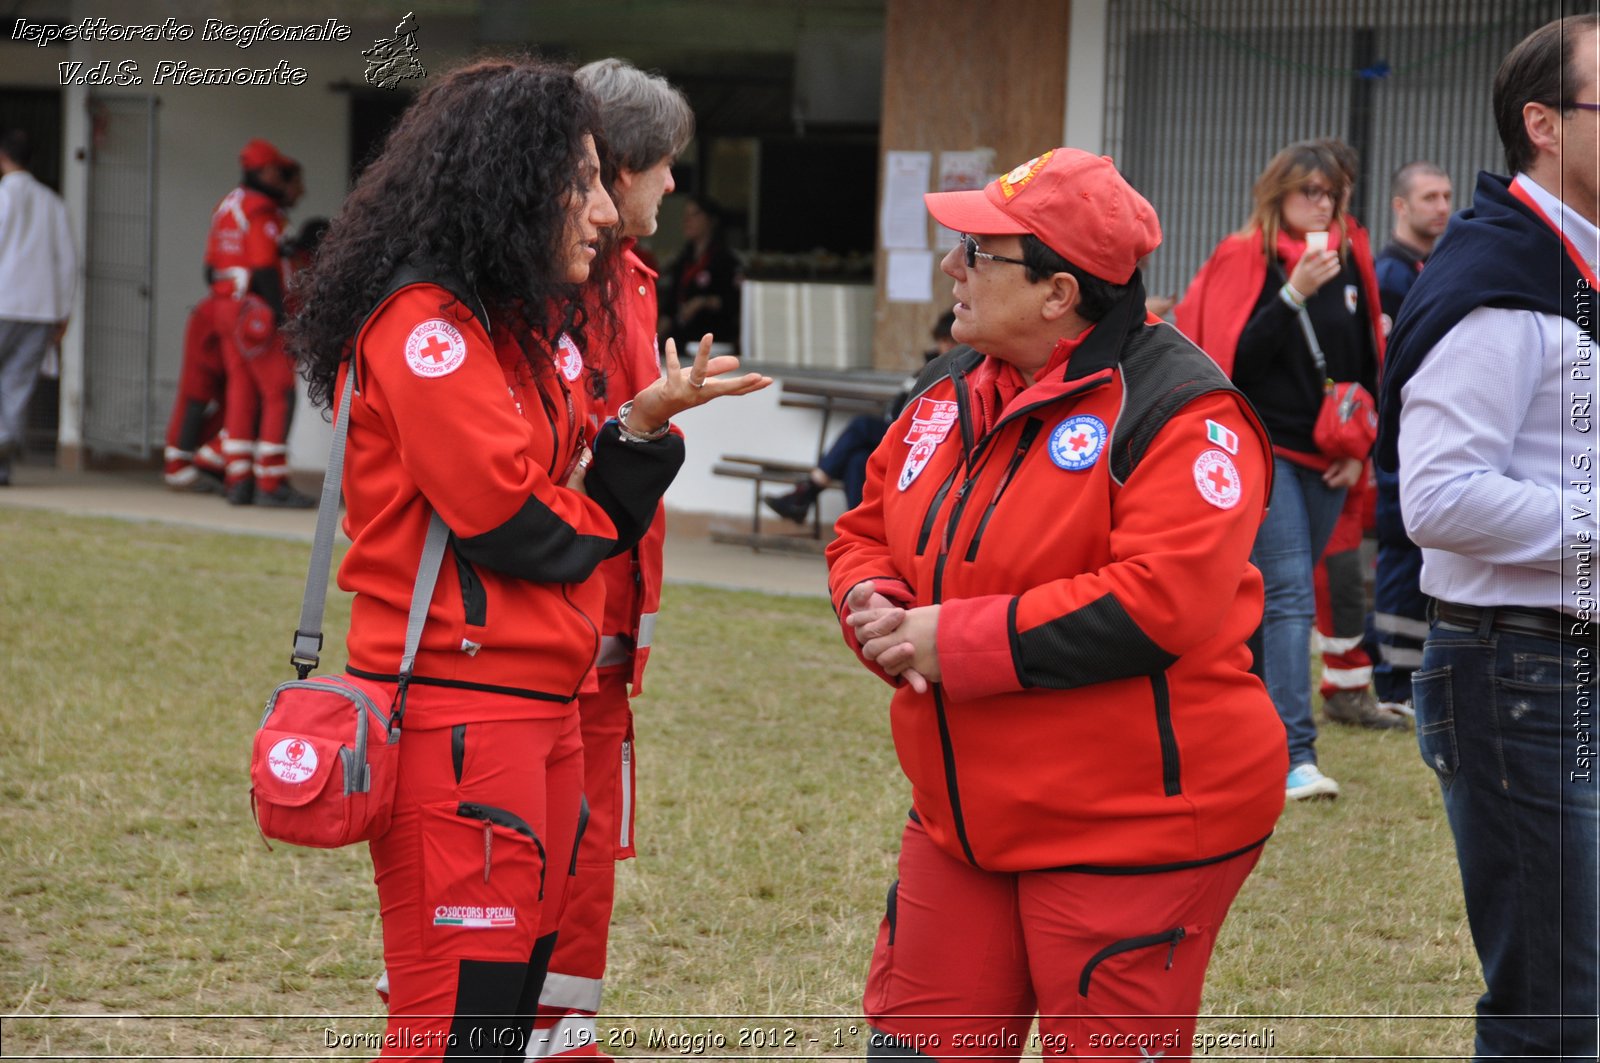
[{"left": 1304, "top": 231, "right": 1329, "bottom": 253}]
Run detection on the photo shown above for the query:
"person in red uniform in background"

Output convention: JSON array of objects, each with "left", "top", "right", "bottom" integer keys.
[
  {"left": 161, "top": 290, "right": 229, "bottom": 492},
  {"left": 207, "top": 138, "right": 313, "bottom": 507},
  {"left": 1303, "top": 139, "right": 1405, "bottom": 732},
  {"left": 828, "top": 149, "right": 1284, "bottom": 1060},
  {"left": 291, "top": 59, "right": 766, "bottom": 1060},
  {"left": 164, "top": 153, "right": 312, "bottom": 494},
  {"left": 527, "top": 58, "right": 694, "bottom": 1062}
]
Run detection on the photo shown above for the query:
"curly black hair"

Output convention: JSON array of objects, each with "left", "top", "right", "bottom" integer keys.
[{"left": 290, "top": 57, "right": 609, "bottom": 409}]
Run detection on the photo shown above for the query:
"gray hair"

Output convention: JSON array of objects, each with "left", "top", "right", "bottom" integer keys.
[{"left": 576, "top": 58, "right": 694, "bottom": 174}]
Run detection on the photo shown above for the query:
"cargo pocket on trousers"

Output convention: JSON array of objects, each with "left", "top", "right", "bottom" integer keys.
[
  {"left": 1078, "top": 926, "right": 1189, "bottom": 999},
  {"left": 1412, "top": 666, "right": 1459, "bottom": 785},
  {"left": 421, "top": 800, "right": 546, "bottom": 959}
]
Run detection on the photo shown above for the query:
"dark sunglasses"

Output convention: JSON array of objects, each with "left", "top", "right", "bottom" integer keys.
[{"left": 961, "top": 233, "right": 1029, "bottom": 269}]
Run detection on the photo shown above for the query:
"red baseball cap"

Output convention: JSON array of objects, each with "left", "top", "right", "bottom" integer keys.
[
  {"left": 239, "top": 138, "right": 287, "bottom": 172},
  {"left": 924, "top": 148, "right": 1161, "bottom": 284}
]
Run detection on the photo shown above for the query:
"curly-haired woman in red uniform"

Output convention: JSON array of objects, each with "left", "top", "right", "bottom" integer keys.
[{"left": 292, "top": 58, "right": 765, "bottom": 1060}]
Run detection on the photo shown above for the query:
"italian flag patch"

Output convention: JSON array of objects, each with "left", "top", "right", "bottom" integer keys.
[{"left": 1205, "top": 419, "right": 1239, "bottom": 455}]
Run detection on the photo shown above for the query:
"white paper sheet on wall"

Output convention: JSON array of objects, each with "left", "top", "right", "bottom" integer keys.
[
  {"left": 880, "top": 150, "right": 932, "bottom": 250},
  {"left": 933, "top": 148, "right": 996, "bottom": 251},
  {"left": 886, "top": 250, "right": 934, "bottom": 303}
]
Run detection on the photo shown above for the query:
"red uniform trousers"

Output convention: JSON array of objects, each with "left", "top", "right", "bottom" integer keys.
[
  {"left": 162, "top": 296, "right": 228, "bottom": 487},
  {"left": 867, "top": 818, "right": 1260, "bottom": 1061},
  {"left": 369, "top": 688, "right": 585, "bottom": 1062},
  {"left": 1313, "top": 475, "right": 1374, "bottom": 697},
  {"left": 211, "top": 294, "right": 296, "bottom": 494},
  {"left": 528, "top": 667, "right": 636, "bottom": 1060}
]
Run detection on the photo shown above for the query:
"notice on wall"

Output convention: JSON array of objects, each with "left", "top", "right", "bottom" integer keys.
[
  {"left": 933, "top": 148, "right": 996, "bottom": 250},
  {"left": 886, "top": 250, "right": 934, "bottom": 303},
  {"left": 880, "top": 150, "right": 932, "bottom": 250}
]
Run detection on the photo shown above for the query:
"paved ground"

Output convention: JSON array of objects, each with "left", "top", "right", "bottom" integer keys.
[{"left": 0, "top": 464, "right": 830, "bottom": 599}]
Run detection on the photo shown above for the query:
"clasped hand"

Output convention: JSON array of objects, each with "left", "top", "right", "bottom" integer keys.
[{"left": 845, "top": 580, "right": 941, "bottom": 694}]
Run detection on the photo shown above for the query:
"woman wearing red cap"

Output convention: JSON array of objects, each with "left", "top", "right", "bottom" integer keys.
[
  {"left": 1175, "top": 141, "right": 1385, "bottom": 802},
  {"left": 291, "top": 58, "right": 765, "bottom": 1059},
  {"left": 828, "top": 148, "right": 1284, "bottom": 1061}
]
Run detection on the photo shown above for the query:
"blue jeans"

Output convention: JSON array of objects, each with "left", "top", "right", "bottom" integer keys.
[
  {"left": 819, "top": 415, "right": 888, "bottom": 510},
  {"left": 1415, "top": 618, "right": 1598, "bottom": 1060},
  {"left": 1250, "top": 458, "right": 1346, "bottom": 769}
]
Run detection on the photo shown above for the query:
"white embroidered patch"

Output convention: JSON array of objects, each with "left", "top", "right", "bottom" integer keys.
[
  {"left": 267, "top": 736, "right": 318, "bottom": 784},
  {"left": 433, "top": 904, "right": 517, "bottom": 929},
  {"left": 1344, "top": 284, "right": 1359, "bottom": 315},
  {"left": 898, "top": 397, "right": 960, "bottom": 491},
  {"left": 556, "top": 332, "right": 584, "bottom": 382},
  {"left": 404, "top": 319, "right": 468, "bottom": 378},
  {"left": 1193, "top": 449, "right": 1242, "bottom": 509}
]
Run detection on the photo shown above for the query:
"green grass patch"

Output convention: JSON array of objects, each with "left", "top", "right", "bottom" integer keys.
[{"left": 0, "top": 508, "right": 1477, "bottom": 1058}]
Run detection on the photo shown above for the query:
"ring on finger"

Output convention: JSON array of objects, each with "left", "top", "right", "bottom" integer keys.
[{"left": 690, "top": 376, "right": 706, "bottom": 389}]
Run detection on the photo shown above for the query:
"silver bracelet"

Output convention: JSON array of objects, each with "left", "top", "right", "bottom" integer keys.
[{"left": 614, "top": 400, "right": 670, "bottom": 443}]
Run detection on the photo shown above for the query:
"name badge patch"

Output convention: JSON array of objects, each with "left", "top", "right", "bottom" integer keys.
[
  {"left": 404, "top": 319, "right": 468, "bottom": 378},
  {"left": 1048, "top": 415, "right": 1107, "bottom": 471},
  {"left": 898, "top": 397, "right": 959, "bottom": 491}
]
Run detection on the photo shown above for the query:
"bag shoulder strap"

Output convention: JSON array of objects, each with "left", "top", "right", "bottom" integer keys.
[
  {"left": 290, "top": 365, "right": 448, "bottom": 686},
  {"left": 1270, "top": 260, "right": 1328, "bottom": 379},
  {"left": 291, "top": 261, "right": 481, "bottom": 680}
]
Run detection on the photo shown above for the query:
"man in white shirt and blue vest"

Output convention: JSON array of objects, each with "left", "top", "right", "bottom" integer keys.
[{"left": 1379, "top": 14, "right": 1598, "bottom": 1060}]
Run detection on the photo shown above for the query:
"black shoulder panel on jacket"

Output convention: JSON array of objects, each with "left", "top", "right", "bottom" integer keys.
[{"left": 1108, "top": 324, "right": 1249, "bottom": 485}]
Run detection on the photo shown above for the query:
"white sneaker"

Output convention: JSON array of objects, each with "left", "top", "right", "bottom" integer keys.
[{"left": 1286, "top": 762, "right": 1340, "bottom": 801}]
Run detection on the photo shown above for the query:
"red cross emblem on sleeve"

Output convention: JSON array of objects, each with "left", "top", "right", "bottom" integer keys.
[
  {"left": 404, "top": 319, "right": 468, "bottom": 378},
  {"left": 1193, "top": 448, "right": 1242, "bottom": 510}
]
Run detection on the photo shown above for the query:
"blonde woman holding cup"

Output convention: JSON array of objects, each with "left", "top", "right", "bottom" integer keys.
[{"left": 1174, "top": 140, "right": 1385, "bottom": 802}]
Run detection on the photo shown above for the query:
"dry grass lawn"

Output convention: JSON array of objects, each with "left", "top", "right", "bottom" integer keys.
[{"left": 0, "top": 508, "right": 1478, "bottom": 1058}]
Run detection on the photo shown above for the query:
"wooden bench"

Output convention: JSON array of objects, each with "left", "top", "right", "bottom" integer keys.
[{"left": 710, "top": 375, "right": 904, "bottom": 553}]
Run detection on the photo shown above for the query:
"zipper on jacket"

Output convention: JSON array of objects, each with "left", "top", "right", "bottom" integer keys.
[
  {"left": 456, "top": 801, "right": 547, "bottom": 899},
  {"left": 562, "top": 582, "right": 601, "bottom": 702},
  {"left": 964, "top": 418, "right": 1043, "bottom": 562},
  {"left": 914, "top": 366, "right": 1114, "bottom": 869},
  {"left": 914, "top": 466, "right": 961, "bottom": 555},
  {"left": 1078, "top": 927, "right": 1187, "bottom": 997},
  {"left": 1151, "top": 672, "right": 1182, "bottom": 797},
  {"left": 929, "top": 474, "right": 981, "bottom": 867},
  {"left": 456, "top": 553, "right": 487, "bottom": 627}
]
